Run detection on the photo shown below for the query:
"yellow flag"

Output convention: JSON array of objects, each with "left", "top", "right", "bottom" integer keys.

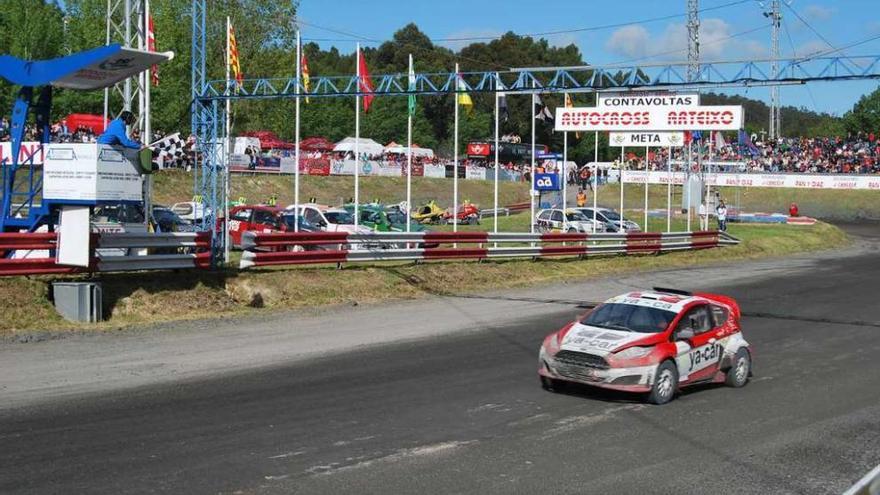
[{"left": 457, "top": 73, "right": 473, "bottom": 114}]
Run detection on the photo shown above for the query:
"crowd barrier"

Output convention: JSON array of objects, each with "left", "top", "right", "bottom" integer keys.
[
  {"left": 238, "top": 230, "right": 739, "bottom": 269},
  {"left": 0, "top": 232, "right": 212, "bottom": 276}
]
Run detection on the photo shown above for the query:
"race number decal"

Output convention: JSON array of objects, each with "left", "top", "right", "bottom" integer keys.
[
  {"left": 228, "top": 220, "right": 241, "bottom": 231},
  {"left": 687, "top": 343, "right": 723, "bottom": 373}
]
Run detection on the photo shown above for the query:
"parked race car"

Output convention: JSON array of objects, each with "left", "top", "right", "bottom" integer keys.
[
  {"left": 442, "top": 201, "right": 480, "bottom": 225},
  {"left": 574, "top": 207, "right": 641, "bottom": 233},
  {"left": 412, "top": 201, "right": 446, "bottom": 224},
  {"left": 538, "top": 288, "right": 752, "bottom": 405},
  {"left": 344, "top": 204, "right": 428, "bottom": 233},
  {"left": 170, "top": 201, "right": 212, "bottom": 224},
  {"left": 224, "top": 204, "right": 319, "bottom": 249},
  {"left": 535, "top": 208, "right": 607, "bottom": 233}
]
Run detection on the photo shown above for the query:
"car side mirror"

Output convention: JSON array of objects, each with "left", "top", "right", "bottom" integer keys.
[{"left": 676, "top": 328, "right": 695, "bottom": 341}]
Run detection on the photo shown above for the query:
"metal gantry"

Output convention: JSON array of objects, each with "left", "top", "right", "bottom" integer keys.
[
  {"left": 194, "top": 56, "right": 880, "bottom": 101},
  {"left": 765, "top": 0, "right": 783, "bottom": 139},
  {"left": 189, "top": 2, "right": 880, "bottom": 264}
]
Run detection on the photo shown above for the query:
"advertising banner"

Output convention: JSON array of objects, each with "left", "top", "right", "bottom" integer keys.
[
  {"left": 466, "top": 142, "right": 491, "bottom": 156},
  {"left": 423, "top": 164, "right": 446, "bottom": 178},
  {"left": 0, "top": 141, "right": 45, "bottom": 165},
  {"left": 305, "top": 159, "right": 331, "bottom": 176},
  {"left": 534, "top": 172, "right": 561, "bottom": 191},
  {"left": 465, "top": 166, "right": 487, "bottom": 180},
  {"left": 621, "top": 170, "right": 880, "bottom": 190},
  {"left": 609, "top": 132, "right": 685, "bottom": 147},
  {"left": 555, "top": 105, "right": 743, "bottom": 132},
  {"left": 597, "top": 92, "right": 699, "bottom": 108}
]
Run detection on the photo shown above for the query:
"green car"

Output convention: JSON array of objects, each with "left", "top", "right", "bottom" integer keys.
[{"left": 344, "top": 204, "right": 428, "bottom": 233}]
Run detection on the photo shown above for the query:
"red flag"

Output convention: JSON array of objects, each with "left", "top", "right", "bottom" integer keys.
[
  {"left": 148, "top": 15, "right": 158, "bottom": 86},
  {"left": 684, "top": 130, "right": 692, "bottom": 145},
  {"left": 358, "top": 49, "right": 374, "bottom": 112}
]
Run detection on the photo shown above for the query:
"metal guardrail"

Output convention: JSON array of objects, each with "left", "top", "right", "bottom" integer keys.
[
  {"left": 239, "top": 230, "right": 740, "bottom": 269},
  {"left": 0, "top": 232, "right": 212, "bottom": 276}
]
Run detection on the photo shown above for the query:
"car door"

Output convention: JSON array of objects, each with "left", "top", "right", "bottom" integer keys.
[
  {"left": 673, "top": 304, "right": 725, "bottom": 383},
  {"left": 302, "top": 208, "right": 326, "bottom": 231},
  {"left": 550, "top": 210, "right": 564, "bottom": 231},
  {"left": 227, "top": 208, "right": 253, "bottom": 246},
  {"left": 536, "top": 210, "right": 552, "bottom": 230}
]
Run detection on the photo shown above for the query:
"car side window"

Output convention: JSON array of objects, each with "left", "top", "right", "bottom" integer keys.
[
  {"left": 231, "top": 209, "right": 252, "bottom": 222},
  {"left": 303, "top": 209, "right": 322, "bottom": 225},
  {"left": 551, "top": 211, "right": 564, "bottom": 222},
  {"left": 710, "top": 305, "right": 729, "bottom": 327},
  {"left": 253, "top": 210, "right": 275, "bottom": 225},
  {"left": 676, "top": 305, "right": 713, "bottom": 335},
  {"left": 538, "top": 211, "right": 550, "bottom": 221}
]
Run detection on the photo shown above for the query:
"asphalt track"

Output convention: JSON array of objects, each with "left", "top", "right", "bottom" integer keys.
[{"left": 1, "top": 226, "right": 879, "bottom": 494}]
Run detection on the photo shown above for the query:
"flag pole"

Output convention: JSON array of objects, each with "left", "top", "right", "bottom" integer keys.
[
  {"left": 143, "top": 0, "right": 153, "bottom": 232},
  {"left": 354, "top": 43, "right": 360, "bottom": 227},
  {"left": 294, "top": 29, "right": 301, "bottom": 232},
  {"left": 706, "top": 132, "right": 714, "bottom": 230},
  {"left": 592, "top": 131, "right": 598, "bottom": 233},
  {"left": 644, "top": 145, "right": 649, "bottom": 232},
  {"left": 453, "top": 62, "right": 459, "bottom": 233},
  {"left": 686, "top": 141, "right": 692, "bottom": 232},
  {"left": 223, "top": 16, "right": 232, "bottom": 263},
  {"left": 562, "top": 93, "right": 568, "bottom": 214},
  {"left": 406, "top": 53, "right": 413, "bottom": 232},
  {"left": 493, "top": 73, "right": 500, "bottom": 234},
  {"left": 619, "top": 145, "right": 624, "bottom": 227},
  {"left": 530, "top": 86, "right": 536, "bottom": 234},
  {"left": 667, "top": 145, "right": 672, "bottom": 233}
]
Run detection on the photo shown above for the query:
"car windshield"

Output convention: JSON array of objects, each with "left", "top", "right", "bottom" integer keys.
[
  {"left": 602, "top": 210, "right": 622, "bottom": 221},
  {"left": 566, "top": 212, "right": 589, "bottom": 222},
  {"left": 324, "top": 211, "right": 354, "bottom": 224},
  {"left": 386, "top": 210, "right": 407, "bottom": 224},
  {"left": 281, "top": 214, "right": 310, "bottom": 230},
  {"left": 581, "top": 303, "right": 676, "bottom": 334}
]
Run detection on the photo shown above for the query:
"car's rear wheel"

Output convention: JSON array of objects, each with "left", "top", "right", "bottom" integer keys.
[
  {"left": 648, "top": 360, "right": 678, "bottom": 405},
  {"left": 725, "top": 348, "right": 751, "bottom": 387}
]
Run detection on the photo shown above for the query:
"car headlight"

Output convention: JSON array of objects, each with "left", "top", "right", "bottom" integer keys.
[{"left": 614, "top": 346, "right": 653, "bottom": 359}]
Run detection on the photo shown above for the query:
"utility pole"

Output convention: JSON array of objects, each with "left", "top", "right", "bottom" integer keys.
[
  {"left": 764, "top": 0, "right": 782, "bottom": 140},
  {"left": 687, "top": 0, "right": 700, "bottom": 83}
]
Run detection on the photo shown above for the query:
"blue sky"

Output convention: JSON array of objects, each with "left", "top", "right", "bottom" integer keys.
[{"left": 298, "top": 0, "right": 880, "bottom": 121}]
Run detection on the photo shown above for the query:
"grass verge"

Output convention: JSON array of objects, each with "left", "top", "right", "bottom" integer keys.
[{"left": 0, "top": 221, "right": 849, "bottom": 335}]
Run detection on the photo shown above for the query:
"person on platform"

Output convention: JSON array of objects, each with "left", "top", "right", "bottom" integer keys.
[{"left": 97, "top": 111, "right": 141, "bottom": 149}]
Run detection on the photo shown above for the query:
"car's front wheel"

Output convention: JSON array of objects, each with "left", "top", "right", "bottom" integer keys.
[
  {"left": 540, "top": 376, "right": 565, "bottom": 392},
  {"left": 648, "top": 360, "right": 678, "bottom": 405},
  {"left": 725, "top": 348, "right": 751, "bottom": 387}
]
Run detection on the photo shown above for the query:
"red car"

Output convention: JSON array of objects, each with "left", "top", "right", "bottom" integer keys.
[
  {"left": 442, "top": 202, "right": 480, "bottom": 225},
  {"left": 223, "top": 205, "right": 317, "bottom": 248},
  {"left": 538, "top": 288, "right": 752, "bottom": 405}
]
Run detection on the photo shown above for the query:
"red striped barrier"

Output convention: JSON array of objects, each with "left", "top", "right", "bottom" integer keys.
[{"left": 239, "top": 230, "right": 739, "bottom": 269}]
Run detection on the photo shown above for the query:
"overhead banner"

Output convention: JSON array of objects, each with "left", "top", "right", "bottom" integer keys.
[
  {"left": 622, "top": 170, "right": 880, "bottom": 190},
  {"left": 609, "top": 132, "right": 685, "bottom": 147},
  {"left": 555, "top": 105, "right": 743, "bottom": 132},
  {"left": 597, "top": 92, "right": 699, "bottom": 108}
]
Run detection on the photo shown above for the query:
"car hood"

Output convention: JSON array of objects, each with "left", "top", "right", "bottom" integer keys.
[
  {"left": 331, "top": 224, "right": 373, "bottom": 235},
  {"left": 559, "top": 323, "right": 660, "bottom": 357}
]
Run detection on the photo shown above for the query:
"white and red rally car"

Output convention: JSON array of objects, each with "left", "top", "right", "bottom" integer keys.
[{"left": 538, "top": 288, "right": 752, "bottom": 404}]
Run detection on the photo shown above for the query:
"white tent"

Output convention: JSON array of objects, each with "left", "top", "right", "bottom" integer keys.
[
  {"left": 334, "top": 137, "right": 384, "bottom": 155},
  {"left": 384, "top": 144, "right": 435, "bottom": 158}
]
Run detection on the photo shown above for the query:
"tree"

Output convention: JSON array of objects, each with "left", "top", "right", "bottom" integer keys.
[{"left": 843, "top": 86, "right": 880, "bottom": 136}]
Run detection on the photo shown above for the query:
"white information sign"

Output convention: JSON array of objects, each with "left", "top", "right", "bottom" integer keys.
[
  {"left": 598, "top": 92, "right": 699, "bottom": 108},
  {"left": 43, "top": 143, "right": 144, "bottom": 203},
  {"left": 555, "top": 105, "right": 743, "bottom": 132},
  {"left": 622, "top": 170, "right": 880, "bottom": 190},
  {"left": 609, "top": 132, "right": 685, "bottom": 147}
]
